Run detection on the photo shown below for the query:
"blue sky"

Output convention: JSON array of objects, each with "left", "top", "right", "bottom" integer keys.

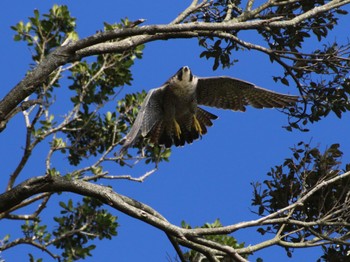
[{"left": 1, "top": 1, "right": 350, "bottom": 261}]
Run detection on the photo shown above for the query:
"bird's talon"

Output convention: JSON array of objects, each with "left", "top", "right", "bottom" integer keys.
[
  {"left": 193, "top": 115, "right": 203, "bottom": 135},
  {"left": 174, "top": 119, "right": 181, "bottom": 139}
]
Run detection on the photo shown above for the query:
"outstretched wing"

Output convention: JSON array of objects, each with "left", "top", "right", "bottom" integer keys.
[
  {"left": 196, "top": 77, "right": 298, "bottom": 111},
  {"left": 120, "top": 86, "right": 165, "bottom": 151}
]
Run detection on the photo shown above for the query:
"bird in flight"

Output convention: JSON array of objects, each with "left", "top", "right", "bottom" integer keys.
[{"left": 120, "top": 66, "right": 298, "bottom": 151}]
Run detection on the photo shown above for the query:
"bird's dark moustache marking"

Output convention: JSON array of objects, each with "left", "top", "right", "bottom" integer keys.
[
  {"left": 177, "top": 67, "right": 183, "bottom": 81},
  {"left": 189, "top": 72, "right": 193, "bottom": 82}
]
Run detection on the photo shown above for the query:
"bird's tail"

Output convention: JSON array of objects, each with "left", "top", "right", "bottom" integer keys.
[{"left": 148, "top": 107, "right": 218, "bottom": 148}]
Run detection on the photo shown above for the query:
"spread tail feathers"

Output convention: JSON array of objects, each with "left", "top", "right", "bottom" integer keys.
[
  {"left": 150, "top": 107, "right": 217, "bottom": 148},
  {"left": 119, "top": 107, "right": 218, "bottom": 153}
]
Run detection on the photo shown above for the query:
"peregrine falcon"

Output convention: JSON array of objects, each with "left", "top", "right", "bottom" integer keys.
[{"left": 120, "top": 66, "right": 298, "bottom": 151}]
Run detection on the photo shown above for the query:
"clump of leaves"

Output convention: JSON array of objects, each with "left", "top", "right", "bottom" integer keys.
[
  {"left": 21, "top": 221, "right": 52, "bottom": 244},
  {"left": 252, "top": 142, "right": 350, "bottom": 258},
  {"left": 11, "top": 4, "right": 78, "bottom": 63},
  {"left": 11, "top": 4, "right": 78, "bottom": 101},
  {"left": 11, "top": 6, "right": 146, "bottom": 166},
  {"left": 63, "top": 22, "right": 143, "bottom": 165},
  {"left": 189, "top": 1, "right": 350, "bottom": 131},
  {"left": 318, "top": 245, "right": 350, "bottom": 262},
  {"left": 53, "top": 197, "right": 118, "bottom": 261}
]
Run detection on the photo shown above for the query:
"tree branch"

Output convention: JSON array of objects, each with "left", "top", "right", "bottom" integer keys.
[
  {"left": 0, "top": 237, "right": 60, "bottom": 260},
  {"left": 269, "top": 0, "right": 350, "bottom": 27},
  {"left": 170, "top": 0, "right": 208, "bottom": 24},
  {"left": 1, "top": 0, "right": 348, "bottom": 129},
  {"left": 2, "top": 170, "right": 350, "bottom": 259}
]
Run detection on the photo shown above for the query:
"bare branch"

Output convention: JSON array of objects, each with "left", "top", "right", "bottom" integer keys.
[
  {"left": 0, "top": 193, "right": 51, "bottom": 219},
  {"left": 83, "top": 167, "right": 158, "bottom": 182},
  {"left": 180, "top": 171, "right": 350, "bottom": 238},
  {"left": 170, "top": 0, "right": 208, "bottom": 24},
  {"left": 269, "top": 0, "right": 350, "bottom": 27},
  {"left": 167, "top": 235, "right": 187, "bottom": 262},
  {"left": 7, "top": 105, "right": 45, "bottom": 190},
  {"left": 245, "top": 0, "right": 255, "bottom": 12},
  {"left": 0, "top": 237, "right": 60, "bottom": 260}
]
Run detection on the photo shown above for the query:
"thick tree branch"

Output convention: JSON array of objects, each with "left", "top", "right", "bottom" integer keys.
[
  {"left": 2, "top": 0, "right": 346, "bottom": 129},
  {"left": 0, "top": 176, "right": 185, "bottom": 237},
  {"left": 1, "top": 170, "right": 350, "bottom": 259}
]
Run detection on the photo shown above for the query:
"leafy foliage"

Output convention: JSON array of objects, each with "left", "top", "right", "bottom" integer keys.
[
  {"left": 199, "top": 38, "right": 240, "bottom": 71},
  {"left": 10, "top": 5, "right": 150, "bottom": 167},
  {"left": 11, "top": 4, "right": 78, "bottom": 63},
  {"left": 5, "top": 5, "right": 139, "bottom": 261},
  {"left": 64, "top": 51, "right": 138, "bottom": 166},
  {"left": 17, "top": 197, "right": 117, "bottom": 262},
  {"left": 188, "top": 1, "right": 350, "bottom": 130},
  {"left": 10, "top": 4, "right": 77, "bottom": 105},
  {"left": 63, "top": 23, "right": 144, "bottom": 166},
  {"left": 193, "top": 1, "right": 242, "bottom": 70},
  {"left": 257, "top": 2, "right": 350, "bottom": 129},
  {"left": 252, "top": 142, "right": 350, "bottom": 259},
  {"left": 53, "top": 197, "right": 118, "bottom": 261},
  {"left": 259, "top": 0, "right": 343, "bottom": 50},
  {"left": 22, "top": 221, "right": 52, "bottom": 245},
  {"left": 318, "top": 245, "right": 350, "bottom": 262}
]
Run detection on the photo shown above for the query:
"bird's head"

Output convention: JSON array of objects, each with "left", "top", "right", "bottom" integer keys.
[
  {"left": 175, "top": 66, "right": 193, "bottom": 82},
  {"left": 169, "top": 66, "right": 195, "bottom": 89}
]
